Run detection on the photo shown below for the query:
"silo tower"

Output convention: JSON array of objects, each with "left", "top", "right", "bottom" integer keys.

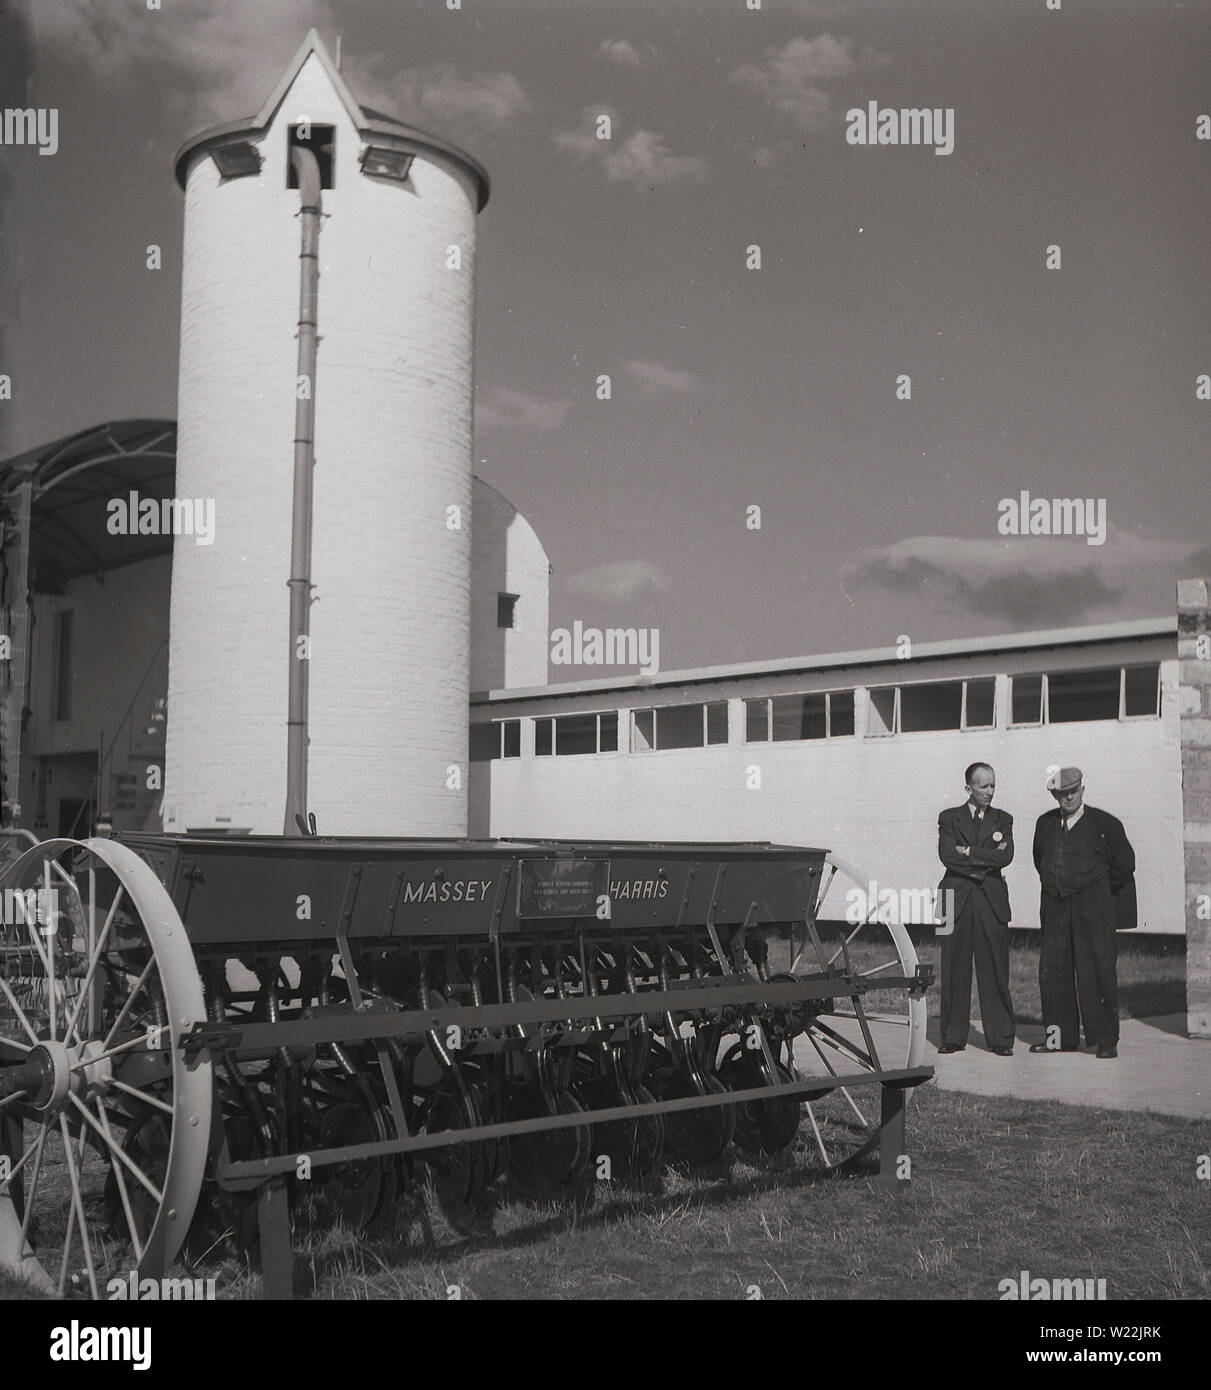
[{"left": 165, "top": 31, "right": 489, "bottom": 836}]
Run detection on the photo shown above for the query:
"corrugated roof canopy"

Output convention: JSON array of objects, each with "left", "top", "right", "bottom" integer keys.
[{"left": 0, "top": 419, "right": 178, "bottom": 588}]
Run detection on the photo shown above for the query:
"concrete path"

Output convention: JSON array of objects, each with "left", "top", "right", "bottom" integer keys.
[{"left": 924, "top": 1015, "right": 1211, "bottom": 1120}]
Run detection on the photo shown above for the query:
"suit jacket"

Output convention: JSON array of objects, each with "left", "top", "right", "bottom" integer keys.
[
  {"left": 1032, "top": 804, "right": 1138, "bottom": 930},
  {"left": 937, "top": 804, "right": 1014, "bottom": 925}
]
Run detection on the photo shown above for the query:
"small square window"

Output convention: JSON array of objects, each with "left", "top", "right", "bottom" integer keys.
[
  {"left": 867, "top": 687, "right": 896, "bottom": 736},
  {"left": 497, "top": 593, "right": 519, "bottom": 629},
  {"left": 1124, "top": 665, "right": 1160, "bottom": 718},
  {"left": 964, "top": 679, "right": 996, "bottom": 729},
  {"left": 828, "top": 690, "right": 855, "bottom": 737},
  {"left": 632, "top": 709, "right": 655, "bottom": 752},
  {"left": 745, "top": 698, "right": 770, "bottom": 742},
  {"left": 599, "top": 713, "right": 618, "bottom": 752},
  {"left": 535, "top": 718, "right": 553, "bottom": 756},
  {"left": 706, "top": 702, "right": 728, "bottom": 745},
  {"left": 1011, "top": 674, "right": 1043, "bottom": 726},
  {"left": 287, "top": 123, "right": 335, "bottom": 189},
  {"left": 502, "top": 720, "right": 521, "bottom": 757}
]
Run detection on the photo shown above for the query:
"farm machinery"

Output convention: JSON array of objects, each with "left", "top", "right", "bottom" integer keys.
[{"left": 0, "top": 832, "right": 933, "bottom": 1297}]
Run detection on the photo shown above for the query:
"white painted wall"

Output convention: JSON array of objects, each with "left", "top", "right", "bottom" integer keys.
[
  {"left": 470, "top": 477, "right": 549, "bottom": 693},
  {"left": 472, "top": 645, "right": 1184, "bottom": 932}
]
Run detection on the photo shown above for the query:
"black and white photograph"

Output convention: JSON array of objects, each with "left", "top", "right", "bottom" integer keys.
[{"left": 0, "top": 0, "right": 1208, "bottom": 1345}]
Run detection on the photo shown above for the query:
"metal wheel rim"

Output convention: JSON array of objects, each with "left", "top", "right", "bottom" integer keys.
[{"left": 0, "top": 838, "right": 212, "bottom": 1296}]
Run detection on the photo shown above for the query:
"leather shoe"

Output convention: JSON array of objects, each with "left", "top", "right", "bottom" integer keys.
[
  {"left": 1096, "top": 1044, "right": 1118, "bottom": 1059},
  {"left": 937, "top": 1043, "right": 965, "bottom": 1054},
  {"left": 1028, "top": 1042, "right": 1078, "bottom": 1053},
  {"left": 991, "top": 1046, "right": 1014, "bottom": 1056}
]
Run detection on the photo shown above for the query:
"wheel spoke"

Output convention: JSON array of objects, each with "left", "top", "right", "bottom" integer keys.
[
  {"left": 838, "top": 1085, "right": 869, "bottom": 1127},
  {"left": 812, "top": 1021, "right": 875, "bottom": 1070},
  {"left": 93, "top": 1101, "right": 144, "bottom": 1263},
  {"left": 59, "top": 1114, "right": 99, "bottom": 1300},
  {"left": 825, "top": 918, "right": 866, "bottom": 970},
  {"left": 0, "top": 973, "right": 43, "bottom": 1047},
  {"left": 804, "top": 1100, "right": 831, "bottom": 1168},
  {"left": 0, "top": 1089, "right": 31, "bottom": 1111},
  {"left": 0, "top": 1125, "right": 45, "bottom": 1193},
  {"left": 858, "top": 959, "right": 902, "bottom": 979},
  {"left": 111, "top": 1079, "right": 173, "bottom": 1116},
  {"left": 67, "top": 1093, "right": 163, "bottom": 1204},
  {"left": 102, "top": 955, "right": 157, "bottom": 1052},
  {"left": 18, "top": 1122, "right": 48, "bottom": 1249},
  {"left": 805, "top": 1028, "right": 839, "bottom": 1077},
  {"left": 62, "top": 882, "right": 123, "bottom": 1049},
  {"left": 68, "top": 1033, "right": 154, "bottom": 1073}
]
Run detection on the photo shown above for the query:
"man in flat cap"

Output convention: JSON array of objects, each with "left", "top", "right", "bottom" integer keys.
[
  {"left": 936, "top": 762, "right": 1016, "bottom": 1055},
  {"left": 1031, "top": 767, "right": 1136, "bottom": 1059}
]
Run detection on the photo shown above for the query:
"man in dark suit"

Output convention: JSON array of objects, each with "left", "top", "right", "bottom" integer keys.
[
  {"left": 936, "top": 762, "right": 1016, "bottom": 1055},
  {"left": 1031, "top": 767, "right": 1136, "bottom": 1060}
]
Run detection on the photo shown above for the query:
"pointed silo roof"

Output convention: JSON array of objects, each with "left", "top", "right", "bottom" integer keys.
[{"left": 173, "top": 28, "right": 489, "bottom": 209}]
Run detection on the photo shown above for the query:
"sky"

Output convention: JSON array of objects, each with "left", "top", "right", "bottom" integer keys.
[{"left": 3, "top": 0, "right": 1210, "bottom": 680}]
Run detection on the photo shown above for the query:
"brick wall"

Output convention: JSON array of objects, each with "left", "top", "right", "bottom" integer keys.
[{"left": 1178, "top": 579, "right": 1211, "bottom": 1037}]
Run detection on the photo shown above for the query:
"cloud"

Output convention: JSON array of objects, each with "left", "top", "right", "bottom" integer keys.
[
  {"left": 622, "top": 359, "right": 702, "bottom": 397},
  {"left": 841, "top": 529, "right": 1207, "bottom": 628},
  {"left": 21, "top": 0, "right": 339, "bottom": 131},
  {"left": 553, "top": 106, "right": 709, "bottom": 187},
  {"left": 729, "top": 34, "right": 889, "bottom": 134},
  {"left": 375, "top": 64, "right": 530, "bottom": 139},
  {"left": 565, "top": 560, "right": 672, "bottom": 604},
  {"left": 596, "top": 39, "right": 658, "bottom": 70},
  {"left": 475, "top": 387, "right": 570, "bottom": 434},
  {"left": 22, "top": 4, "right": 530, "bottom": 148}
]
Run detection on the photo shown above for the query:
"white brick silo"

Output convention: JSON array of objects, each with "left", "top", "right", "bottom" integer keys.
[{"left": 164, "top": 31, "right": 489, "bottom": 835}]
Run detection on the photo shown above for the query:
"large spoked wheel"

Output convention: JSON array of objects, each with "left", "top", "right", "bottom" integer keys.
[
  {"left": 0, "top": 838, "right": 211, "bottom": 1298},
  {"left": 781, "top": 852, "right": 927, "bottom": 1175}
]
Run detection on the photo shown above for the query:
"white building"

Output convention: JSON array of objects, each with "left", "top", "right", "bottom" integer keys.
[{"left": 469, "top": 618, "right": 1184, "bottom": 933}]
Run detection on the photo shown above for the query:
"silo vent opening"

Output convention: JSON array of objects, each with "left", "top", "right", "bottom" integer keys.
[{"left": 288, "top": 123, "right": 335, "bottom": 189}]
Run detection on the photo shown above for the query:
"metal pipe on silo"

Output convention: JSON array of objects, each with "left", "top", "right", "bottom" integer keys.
[{"left": 284, "top": 145, "right": 321, "bottom": 835}]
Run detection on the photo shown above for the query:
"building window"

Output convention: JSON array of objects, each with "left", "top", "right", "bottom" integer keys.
[
  {"left": 53, "top": 611, "right": 73, "bottom": 722},
  {"left": 631, "top": 701, "right": 728, "bottom": 752},
  {"left": 497, "top": 593, "right": 519, "bottom": 629},
  {"left": 1010, "top": 665, "right": 1160, "bottom": 726},
  {"left": 1123, "top": 665, "right": 1161, "bottom": 718},
  {"left": 867, "top": 678, "right": 996, "bottom": 736},
  {"left": 963, "top": 678, "right": 996, "bottom": 729},
  {"left": 867, "top": 687, "right": 897, "bottom": 737},
  {"left": 287, "top": 123, "right": 335, "bottom": 189},
  {"left": 469, "top": 719, "right": 521, "bottom": 762},
  {"left": 900, "top": 681, "right": 962, "bottom": 732},
  {"left": 1011, "top": 674, "right": 1043, "bottom": 726},
  {"left": 745, "top": 690, "right": 855, "bottom": 743},
  {"left": 534, "top": 712, "right": 617, "bottom": 756},
  {"left": 1047, "top": 667, "right": 1121, "bottom": 724},
  {"left": 745, "top": 698, "right": 770, "bottom": 742}
]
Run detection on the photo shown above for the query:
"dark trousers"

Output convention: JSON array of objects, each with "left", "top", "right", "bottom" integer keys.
[
  {"left": 940, "top": 890, "right": 1014, "bottom": 1048},
  {"left": 1038, "top": 878, "right": 1119, "bottom": 1048}
]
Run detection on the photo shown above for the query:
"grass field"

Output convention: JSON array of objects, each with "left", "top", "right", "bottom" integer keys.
[
  {"left": 1, "top": 937, "right": 1200, "bottom": 1301},
  {"left": 131, "top": 1085, "right": 1211, "bottom": 1300}
]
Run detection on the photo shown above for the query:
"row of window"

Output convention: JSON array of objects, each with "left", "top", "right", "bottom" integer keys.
[{"left": 470, "top": 664, "right": 1161, "bottom": 760}]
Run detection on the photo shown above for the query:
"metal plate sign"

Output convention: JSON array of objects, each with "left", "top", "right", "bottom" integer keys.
[{"left": 517, "top": 858, "right": 610, "bottom": 919}]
